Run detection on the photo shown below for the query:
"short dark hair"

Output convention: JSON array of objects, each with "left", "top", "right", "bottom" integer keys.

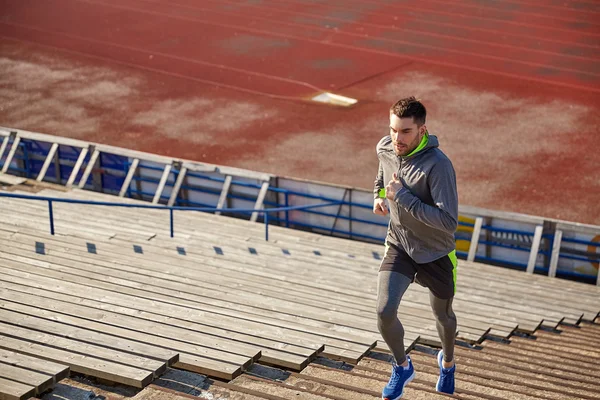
[{"left": 390, "top": 97, "right": 426, "bottom": 126}]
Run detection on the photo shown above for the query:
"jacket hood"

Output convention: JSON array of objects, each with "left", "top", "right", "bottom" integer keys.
[{"left": 377, "top": 134, "right": 440, "bottom": 159}]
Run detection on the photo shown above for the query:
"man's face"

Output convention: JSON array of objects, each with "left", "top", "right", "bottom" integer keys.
[{"left": 389, "top": 113, "right": 425, "bottom": 157}]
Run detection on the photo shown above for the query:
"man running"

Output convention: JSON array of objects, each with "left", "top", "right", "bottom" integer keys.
[{"left": 373, "top": 97, "right": 458, "bottom": 399}]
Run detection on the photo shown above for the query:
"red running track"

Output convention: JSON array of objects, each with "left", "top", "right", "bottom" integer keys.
[{"left": 0, "top": 0, "right": 599, "bottom": 224}]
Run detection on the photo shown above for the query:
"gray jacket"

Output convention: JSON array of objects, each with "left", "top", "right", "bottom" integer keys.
[{"left": 374, "top": 134, "right": 458, "bottom": 263}]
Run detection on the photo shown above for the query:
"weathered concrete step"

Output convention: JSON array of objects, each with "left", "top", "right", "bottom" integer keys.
[
  {"left": 298, "top": 364, "right": 456, "bottom": 400},
  {"left": 229, "top": 363, "right": 377, "bottom": 400},
  {"left": 339, "top": 363, "right": 465, "bottom": 399},
  {"left": 579, "top": 321, "right": 600, "bottom": 329},
  {"left": 49, "top": 368, "right": 280, "bottom": 400},
  {"left": 470, "top": 345, "right": 600, "bottom": 382},
  {"left": 257, "top": 372, "right": 381, "bottom": 400},
  {"left": 558, "top": 326, "right": 600, "bottom": 341},
  {"left": 558, "top": 323, "right": 600, "bottom": 334},
  {"left": 357, "top": 353, "right": 528, "bottom": 400},
  {"left": 569, "top": 325, "right": 600, "bottom": 337},
  {"left": 526, "top": 332, "right": 600, "bottom": 353},
  {"left": 535, "top": 330, "right": 600, "bottom": 348},
  {"left": 152, "top": 368, "right": 288, "bottom": 400},
  {"left": 510, "top": 338, "right": 600, "bottom": 370},
  {"left": 151, "top": 381, "right": 283, "bottom": 400},
  {"left": 234, "top": 371, "right": 449, "bottom": 400},
  {"left": 410, "top": 351, "right": 600, "bottom": 400},
  {"left": 558, "top": 331, "right": 600, "bottom": 344},
  {"left": 232, "top": 375, "right": 346, "bottom": 399},
  {"left": 509, "top": 336, "right": 600, "bottom": 359},
  {"left": 453, "top": 347, "right": 600, "bottom": 389},
  {"left": 482, "top": 341, "right": 600, "bottom": 372},
  {"left": 536, "top": 333, "right": 600, "bottom": 349},
  {"left": 407, "top": 365, "right": 540, "bottom": 400},
  {"left": 236, "top": 361, "right": 453, "bottom": 400},
  {"left": 310, "top": 357, "right": 455, "bottom": 399}
]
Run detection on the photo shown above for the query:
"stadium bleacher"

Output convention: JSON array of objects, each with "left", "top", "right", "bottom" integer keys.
[{"left": 0, "top": 178, "right": 599, "bottom": 399}]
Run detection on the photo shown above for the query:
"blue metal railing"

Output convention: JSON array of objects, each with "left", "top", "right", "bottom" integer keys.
[
  {"left": 0, "top": 192, "right": 342, "bottom": 242},
  {"left": 562, "top": 236, "right": 600, "bottom": 247},
  {"left": 125, "top": 164, "right": 382, "bottom": 238},
  {"left": 0, "top": 143, "right": 386, "bottom": 242},
  {"left": 2, "top": 136, "right": 599, "bottom": 282}
]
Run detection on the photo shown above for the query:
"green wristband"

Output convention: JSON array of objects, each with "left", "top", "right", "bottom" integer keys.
[{"left": 378, "top": 188, "right": 386, "bottom": 198}]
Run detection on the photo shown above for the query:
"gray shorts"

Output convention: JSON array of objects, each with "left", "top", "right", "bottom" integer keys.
[{"left": 379, "top": 241, "right": 457, "bottom": 299}]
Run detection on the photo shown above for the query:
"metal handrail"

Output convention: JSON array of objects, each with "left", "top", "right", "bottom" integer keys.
[{"left": 0, "top": 192, "right": 342, "bottom": 241}]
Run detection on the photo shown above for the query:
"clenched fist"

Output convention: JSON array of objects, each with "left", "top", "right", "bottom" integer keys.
[
  {"left": 373, "top": 198, "right": 389, "bottom": 216},
  {"left": 385, "top": 173, "right": 403, "bottom": 201}
]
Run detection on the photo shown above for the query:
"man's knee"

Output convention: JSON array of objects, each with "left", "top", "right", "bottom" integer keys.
[
  {"left": 433, "top": 308, "right": 457, "bottom": 327},
  {"left": 435, "top": 312, "right": 456, "bottom": 326},
  {"left": 376, "top": 303, "right": 398, "bottom": 326},
  {"left": 431, "top": 302, "right": 456, "bottom": 324}
]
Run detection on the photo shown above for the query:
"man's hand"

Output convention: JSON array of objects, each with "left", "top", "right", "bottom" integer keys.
[
  {"left": 385, "top": 173, "right": 403, "bottom": 201},
  {"left": 373, "top": 198, "right": 389, "bottom": 216}
]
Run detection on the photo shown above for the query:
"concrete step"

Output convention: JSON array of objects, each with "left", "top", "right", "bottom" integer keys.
[
  {"left": 409, "top": 351, "right": 600, "bottom": 400},
  {"left": 521, "top": 332, "right": 600, "bottom": 354},
  {"left": 535, "top": 330, "right": 600, "bottom": 348},
  {"left": 472, "top": 344, "right": 600, "bottom": 381},
  {"left": 230, "top": 375, "right": 339, "bottom": 400},
  {"left": 560, "top": 323, "right": 600, "bottom": 340},
  {"left": 229, "top": 359, "right": 453, "bottom": 400},
  {"left": 144, "top": 368, "right": 285, "bottom": 400},
  {"left": 359, "top": 351, "right": 522, "bottom": 400},
  {"left": 509, "top": 336, "right": 600, "bottom": 360},
  {"left": 39, "top": 369, "right": 280, "bottom": 400},
  {"left": 297, "top": 363, "right": 453, "bottom": 400},
  {"left": 247, "top": 370, "right": 380, "bottom": 400},
  {"left": 453, "top": 346, "right": 599, "bottom": 389},
  {"left": 482, "top": 341, "right": 600, "bottom": 372}
]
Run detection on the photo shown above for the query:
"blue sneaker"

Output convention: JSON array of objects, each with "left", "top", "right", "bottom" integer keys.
[
  {"left": 436, "top": 351, "right": 455, "bottom": 394},
  {"left": 381, "top": 356, "right": 415, "bottom": 400}
]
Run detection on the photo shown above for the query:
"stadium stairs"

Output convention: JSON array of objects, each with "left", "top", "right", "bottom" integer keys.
[{"left": 0, "top": 179, "right": 598, "bottom": 400}]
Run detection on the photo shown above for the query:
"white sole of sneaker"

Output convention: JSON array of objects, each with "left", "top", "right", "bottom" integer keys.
[
  {"left": 382, "top": 369, "right": 415, "bottom": 400},
  {"left": 436, "top": 351, "right": 444, "bottom": 391}
]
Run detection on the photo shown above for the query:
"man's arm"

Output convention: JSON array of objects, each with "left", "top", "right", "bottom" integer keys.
[
  {"left": 393, "top": 160, "right": 458, "bottom": 233},
  {"left": 373, "top": 161, "right": 389, "bottom": 216},
  {"left": 374, "top": 162, "right": 385, "bottom": 199}
]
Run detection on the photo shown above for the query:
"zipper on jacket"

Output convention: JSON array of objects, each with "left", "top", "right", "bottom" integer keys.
[{"left": 396, "top": 157, "right": 403, "bottom": 223}]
